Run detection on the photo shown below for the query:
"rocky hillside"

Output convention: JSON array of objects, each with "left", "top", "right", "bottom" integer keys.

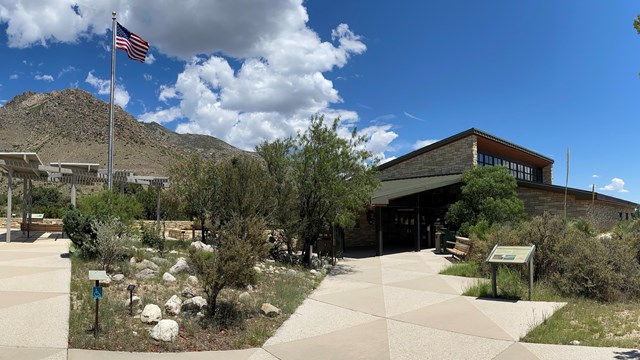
[{"left": 0, "top": 89, "right": 248, "bottom": 175}]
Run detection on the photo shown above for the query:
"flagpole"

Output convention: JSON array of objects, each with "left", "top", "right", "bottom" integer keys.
[{"left": 108, "top": 11, "right": 116, "bottom": 191}]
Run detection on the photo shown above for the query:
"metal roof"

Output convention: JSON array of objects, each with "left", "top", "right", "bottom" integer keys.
[{"left": 372, "top": 174, "right": 462, "bottom": 205}]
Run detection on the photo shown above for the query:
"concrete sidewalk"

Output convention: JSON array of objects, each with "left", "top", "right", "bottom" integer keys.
[
  {"left": 2, "top": 230, "right": 639, "bottom": 360},
  {"left": 0, "top": 230, "right": 70, "bottom": 360}
]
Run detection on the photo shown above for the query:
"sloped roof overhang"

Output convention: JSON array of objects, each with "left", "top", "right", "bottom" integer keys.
[{"left": 372, "top": 174, "right": 462, "bottom": 206}]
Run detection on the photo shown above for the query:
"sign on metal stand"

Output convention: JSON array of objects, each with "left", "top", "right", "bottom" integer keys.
[
  {"left": 88, "top": 270, "right": 108, "bottom": 337},
  {"left": 485, "top": 245, "right": 536, "bottom": 300}
]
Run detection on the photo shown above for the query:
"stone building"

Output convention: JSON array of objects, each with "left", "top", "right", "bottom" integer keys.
[{"left": 345, "top": 128, "right": 637, "bottom": 254}]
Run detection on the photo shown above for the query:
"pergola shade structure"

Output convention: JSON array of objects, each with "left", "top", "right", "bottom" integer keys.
[{"left": 0, "top": 153, "right": 171, "bottom": 243}]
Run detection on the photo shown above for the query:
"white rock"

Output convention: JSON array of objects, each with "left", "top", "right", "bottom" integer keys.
[
  {"left": 266, "top": 259, "right": 275, "bottom": 263},
  {"left": 187, "top": 275, "right": 198, "bottom": 287},
  {"left": 239, "top": 292, "right": 252, "bottom": 305},
  {"left": 182, "top": 287, "right": 196, "bottom": 298},
  {"left": 136, "top": 268, "right": 157, "bottom": 279},
  {"left": 112, "top": 274, "right": 125, "bottom": 282},
  {"left": 286, "top": 269, "right": 297, "bottom": 277},
  {"left": 246, "top": 284, "right": 254, "bottom": 291},
  {"left": 169, "top": 257, "right": 190, "bottom": 274},
  {"left": 162, "top": 272, "right": 177, "bottom": 282},
  {"left": 182, "top": 296, "right": 207, "bottom": 313},
  {"left": 190, "top": 241, "right": 213, "bottom": 252},
  {"left": 310, "top": 269, "right": 318, "bottom": 276},
  {"left": 140, "top": 304, "right": 162, "bottom": 324},
  {"left": 124, "top": 295, "right": 140, "bottom": 307},
  {"left": 151, "top": 257, "right": 170, "bottom": 266},
  {"left": 150, "top": 319, "right": 179, "bottom": 342},
  {"left": 253, "top": 266, "right": 262, "bottom": 274},
  {"left": 164, "top": 295, "right": 182, "bottom": 316},
  {"left": 99, "top": 277, "right": 112, "bottom": 287},
  {"left": 260, "top": 303, "right": 281, "bottom": 317},
  {"left": 570, "top": 340, "right": 581, "bottom": 345},
  {"left": 132, "top": 331, "right": 138, "bottom": 336},
  {"left": 134, "top": 259, "right": 159, "bottom": 272},
  {"left": 169, "top": 250, "right": 179, "bottom": 254}
]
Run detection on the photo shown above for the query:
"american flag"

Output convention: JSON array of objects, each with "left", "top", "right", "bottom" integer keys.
[{"left": 115, "top": 22, "right": 149, "bottom": 63}]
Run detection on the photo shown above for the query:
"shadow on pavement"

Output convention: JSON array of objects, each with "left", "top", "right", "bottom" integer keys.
[
  {"left": 0, "top": 230, "right": 41, "bottom": 243},
  {"left": 614, "top": 349, "right": 640, "bottom": 359}
]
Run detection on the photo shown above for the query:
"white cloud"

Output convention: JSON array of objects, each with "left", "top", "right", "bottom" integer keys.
[
  {"left": 592, "top": 174, "right": 599, "bottom": 178},
  {"left": 413, "top": 139, "right": 439, "bottom": 150},
  {"left": 9, "top": 74, "right": 18, "bottom": 80},
  {"left": 139, "top": 106, "right": 182, "bottom": 124},
  {"left": 143, "top": 73, "right": 152, "bottom": 81},
  {"left": 600, "top": 178, "right": 629, "bottom": 193},
  {"left": 58, "top": 65, "right": 76, "bottom": 78},
  {"left": 379, "top": 156, "right": 397, "bottom": 164},
  {"left": 34, "top": 74, "right": 53, "bottom": 82},
  {"left": 404, "top": 111, "right": 425, "bottom": 122},
  {"left": 144, "top": 53, "right": 156, "bottom": 64},
  {"left": 85, "top": 71, "right": 130, "bottom": 108}
]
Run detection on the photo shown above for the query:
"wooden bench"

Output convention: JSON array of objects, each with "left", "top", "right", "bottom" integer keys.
[
  {"left": 20, "top": 223, "right": 63, "bottom": 233},
  {"left": 446, "top": 236, "right": 472, "bottom": 260}
]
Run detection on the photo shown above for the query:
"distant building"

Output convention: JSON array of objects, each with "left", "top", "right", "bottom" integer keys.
[{"left": 345, "top": 128, "right": 637, "bottom": 253}]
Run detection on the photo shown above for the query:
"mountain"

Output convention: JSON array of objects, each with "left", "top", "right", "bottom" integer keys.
[{"left": 0, "top": 89, "right": 249, "bottom": 176}]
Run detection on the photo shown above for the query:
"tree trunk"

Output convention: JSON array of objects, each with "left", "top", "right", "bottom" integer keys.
[{"left": 201, "top": 218, "right": 206, "bottom": 244}]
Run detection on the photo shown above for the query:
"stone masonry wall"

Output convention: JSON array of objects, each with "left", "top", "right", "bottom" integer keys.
[
  {"left": 344, "top": 211, "right": 376, "bottom": 248},
  {"left": 379, "top": 136, "right": 476, "bottom": 180},
  {"left": 517, "top": 187, "right": 633, "bottom": 230},
  {"left": 542, "top": 164, "right": 552, "bottom": 185}
]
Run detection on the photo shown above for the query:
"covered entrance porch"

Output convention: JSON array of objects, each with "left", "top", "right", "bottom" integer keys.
[{"left": 371, "top": 174, "right": 462, "bottom": 256}]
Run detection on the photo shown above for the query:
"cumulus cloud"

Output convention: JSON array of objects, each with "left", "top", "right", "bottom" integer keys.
[
  {"left": 144, "top": 53, "right": 156, "bottom": 64},
  {"left": 85, "top": 71, "right": 130, "bottom": 108},
  {"left": 9, "top": 74, "right": 18, "bottom": 80},
  {"left": 58, "top": 65, "right": 76, "bottom": 78},
  {"left": 413, "top": 139, "right": 439, "bottom": 150},
  {"left": 600, "top": 178, "right": 629, "bottom": 193},
  {"left": 592, "top": 174, "right": 599, "bottom": 178},
  {"left": 0, "top": 1, "right": 398, "bottom": 157},
  {"left": 34, "top": 74, "right": 53, "bottom": 82}
]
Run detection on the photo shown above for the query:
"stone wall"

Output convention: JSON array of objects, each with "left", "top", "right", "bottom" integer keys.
[
  {"left": 516, "top": 187, "right": 634, "bottom": 230},
  {"left": 379, "top": 136, "right": 476, "bottom": 181},
  {"left": 542, "top": 164, "right": 552, "bottom": 185},
  {"left": 344, "top": 211, "right": 376, "bottom": 248}
]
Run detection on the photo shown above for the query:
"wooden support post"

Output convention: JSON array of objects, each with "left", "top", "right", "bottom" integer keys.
[
  {"left": 6, "top": 168, "right": 12, "bottom": 243},
  {"left": 491, "top": 263, "right": 497, "bottom": 298}
]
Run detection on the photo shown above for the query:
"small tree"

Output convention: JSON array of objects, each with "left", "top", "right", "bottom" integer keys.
[
  {"left": 445, "top": 166, "right": 526, "bottom": 236},
  {"left": 94, "top": 218, "right": 129, "bottom": 272},
  {"left": 62, "top": 207, "right": 98, "bottom": 257},
  {"left": 78, "top": 190, "right": 142, "bottom": 226},
  {"left": 189, "top": 216, "right": 267, "bottom": 319},
  {"left": 170, "top": 155, "right": 217, "bottom": 243}
]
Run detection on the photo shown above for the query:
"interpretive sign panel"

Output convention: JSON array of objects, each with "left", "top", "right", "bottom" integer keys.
[
  {"left": 88, "top": 270, "right": 108, "bottom": 281},
  {"left": 486, "top": 245, "right": 535, "bottom": 264}
]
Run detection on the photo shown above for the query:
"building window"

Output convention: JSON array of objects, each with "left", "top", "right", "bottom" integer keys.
[{"left": 477, "top": 152, "right": 543, "bottom": 183}]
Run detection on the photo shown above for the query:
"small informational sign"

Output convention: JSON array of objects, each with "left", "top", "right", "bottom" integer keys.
[
  {"left": 92, "top": 286, "right": 103, "bottom": 299},
  {"left": 486, "top": 246, "right": 535, "bottom": 264},
  {"left": 88, "top": 270, "right": 108, "bottom": 281}
]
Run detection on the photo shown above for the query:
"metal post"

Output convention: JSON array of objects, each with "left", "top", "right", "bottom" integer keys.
[
  {"left": 529, "top": 251, "right": 534, "bottom": 301},
  {"left": 414, "top": 210, "right": 420, "bottom": 252},
  {"left": 491, "top": 263, "right": 497, "bottom": 298},
  {"left": 375, "top": 207, "right": 383, "bottom": 256},
  {"left": 107, "top": 11, "right": 117, "bottom": 191},
  {"left": 94, "top": 279, "right": 100, "bottom": 338},
  {"left": 71, "top": 176, "right": 77, "bottom": 207},
  {"left": 6, "top": 168, "right": 13, "bottom": 243},
  {"left": 129, "top": 290, "right": 133, "bottom": 316},
  {"left": 22, "top": 179, "right": 27, "bottom": 235},
  {"left": 27, "top": 180, "right": 32, "bottom": 239}
]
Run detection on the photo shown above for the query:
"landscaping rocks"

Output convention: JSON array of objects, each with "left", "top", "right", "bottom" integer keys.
[
  {"left": 169, "top": 257, "right": 189, "bottom": 274},
  {"left": 190, "top": 241, "right": 213, "bottom": 252},
  {"left": 239, "top": 292, "right": 252, "bottom": 305},
  {"left": 134, "top": 259, "right": 160, "bottom": 272},
  {"left": 150, "top": 319, "right": 179, "bottom": 342},
  {"left": 286, "top": 269, "right": 297, "bottom": 277},
  {"left": 162, "top": 272, "right": 177, "bottom": 282},
  {"left": 182, "top": 287, "right": 196, "bottom": 298},
  {"left": 99, "top": 277, "right": 112, "bottom": 287},
  {"left": 164, "top": 295, "right": 182, "bottom": 316},
  {"left": 310, "top": 269, "right": 318, "bottom": 276},
  {"left": 570, "top": 340, "right": 581, "bottom": 345},
  {"left": 140, "top": 304, "right": 162, "bottom": 324},
  {"left": 182, "top": 296, "right": 207, "bottom": 313},
  {"left": 136, "top": 268, "right": 157, "bottom": 279},
  {"left": 124, "top": 295, "right": 140, "bottom": 307},
  {"left": 253, "top": 266, "right": 262, "bottom": 274},
  {"left": 111, "top": 274, "right": 125, "bottom": 283},
  {"left": 260, "top": 303, "right": 281, "bottom": 317},
  {"left": 187, "top": 275, "right": 198, "bottom": 287}
]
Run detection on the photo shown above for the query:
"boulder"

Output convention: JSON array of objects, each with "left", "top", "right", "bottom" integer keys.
[
  {"left": 124, "top": 295, "right": 140, "bottom": 307},
  {"left": 169, "top": 257, "right": 189, "bottom": 274},
  {"left": 162, "top": 272, "right": 177, "bottom": 282},
  {"left": 239, "top": 292, "right": 252, "bottom": 305},
  {"left": 286, "top": 269, "right": 297, "bottom": 277},
  {"left": 134, "top": 259, "right": 159, "bottom": 272},
  {"left": 136, "top": 268, "right": 157, "bottom": 279},
  {"left": 182, "top": 296, "right": 207, "bottom": 313},
  {"left": 182, "top": 287, "right": 196, "bottom": 298},
  {"left": 253, "top": 266, "right": 262, "bottom": 274},
  {"left": 187, "top": 275, "right": 198, "bottom": 287},
  {"left": 260, "top": 303, "right": 281, "bottom": 317},
  {"left": 140, "top": 304, "right": 162, "bottom": 324},
  {"left": 190, "top": 241, "right": 213, "bottom": 252},
  {"left": 164, "top": 295, "right": 182, "bottom": 316},
  {"left": 310, "top": 269, "right": 318, "bottom": 276},
  {"left": 99, "top": 277, "right": 112, "bottom": 287},
  {"left": 150, "top": 319, "right": 179, "bottom": 342},
  {"left": 111, "top": 274, "right": 125, "bottom": 283}
]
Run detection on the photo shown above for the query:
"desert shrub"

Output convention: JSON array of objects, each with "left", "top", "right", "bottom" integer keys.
[
  {"left": 140, "top": 222, "right": 165, "bottom": 255},
  {"left": 95, "top": 218, "right": 130, "bottom": 272},
  {"left": 78, "top": 190, "right": 143, "bottom": 226},
  {"left": 189, "top": 217, "right": 268, "bottom": 320},
  {"left": 62, "top": 207, "right": 98, "bottom": 258}
]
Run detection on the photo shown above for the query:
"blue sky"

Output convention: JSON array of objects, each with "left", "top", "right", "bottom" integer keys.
[{"left": 0, "top": 1, "right": 638, "bottom": 202}]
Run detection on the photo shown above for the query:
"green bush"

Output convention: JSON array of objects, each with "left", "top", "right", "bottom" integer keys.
[
  {"left": 140, "top": 222, "right": 165, "bottom": 255},
  {"left": 95, "top": 218, "right": 130, "bottom": 272},
  {"left": 78, "top": 191, "right": 143, "bottom": 226},
  {"left": 62, "top": 207, "right": 98, "bottom": 258}
]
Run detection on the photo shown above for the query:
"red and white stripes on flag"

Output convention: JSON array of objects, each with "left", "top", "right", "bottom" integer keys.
[{"left": 115, "top": 22, "right": 149, "bottom": 63}]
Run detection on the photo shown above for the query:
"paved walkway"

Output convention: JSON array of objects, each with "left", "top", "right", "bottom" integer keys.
[{"left": 2, "top": 230, "right": 639, "bottom": 359}]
